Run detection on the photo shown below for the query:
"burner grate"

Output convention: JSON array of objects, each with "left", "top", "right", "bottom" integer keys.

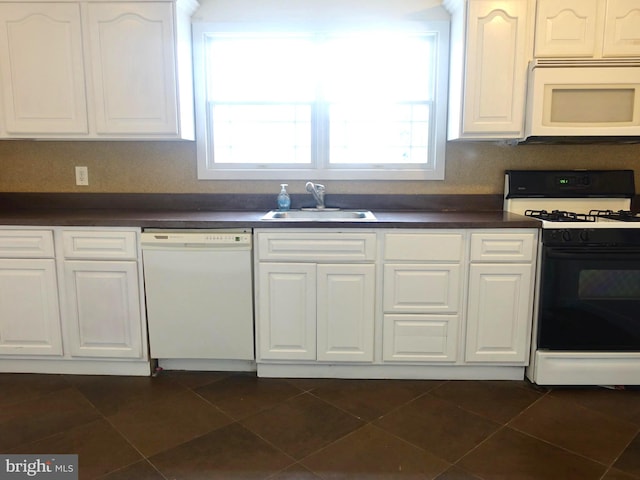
[
  {"left": 589, "top": 210, "right": 640, "bottom": 222},
  {"left": 524, "top": 209, "right": 596, "bottom": 222}
]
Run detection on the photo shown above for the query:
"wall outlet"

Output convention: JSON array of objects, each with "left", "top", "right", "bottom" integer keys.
[{"left": 75, "top": 166, "right": 89, "bottom": 186}]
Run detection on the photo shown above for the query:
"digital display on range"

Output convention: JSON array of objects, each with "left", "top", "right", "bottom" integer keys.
[{"left": 555, "top": 175, "right": 590, "bottom": 188}]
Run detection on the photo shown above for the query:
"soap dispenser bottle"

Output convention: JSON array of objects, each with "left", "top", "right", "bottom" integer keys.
[{"left": 277, "top": 184, "right": 291, "bottom": 211}]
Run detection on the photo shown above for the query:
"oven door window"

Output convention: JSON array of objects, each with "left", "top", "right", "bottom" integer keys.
[
  {"left": 579, "top": 270, "right": 640, "bottom": 298},
  {"left": 538, "top": 248, "right": 640, "bottom": 351}
]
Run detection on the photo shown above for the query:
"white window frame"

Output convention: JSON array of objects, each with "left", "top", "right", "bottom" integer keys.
[{"left": 193, "top": 21, "right": 450, "bottom": 181}]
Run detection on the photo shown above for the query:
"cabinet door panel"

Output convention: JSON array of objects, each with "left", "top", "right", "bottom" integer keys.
[
  {"left": 383, "top": 314, "right": 458, "bottom": 362},
  {"left": 317, "top": 264, "right": 375, "bottom": 362},
  {"left": 466, "top": 264, "right": 533, "bottom": 363},
  {"left": 86, "top": 2, "right": 178, "bottom": 134},
  {"left": 258, "top": 263, "right": 316, "bottom": 360},
  {"left": 463, "top": 0, "right": 530, "bottom": 135},
  {"left": 535, "top": 0, "right": 599, "bottom": 57},
  {"left": 64, "top": 261, "right": 143, "bottom": 358},
  {"left": 0, "top": 259, "right": 62, "bottom": 356},
  {"left": 384, "top": 264, "right": 461, "bottom": 313},
  {"left": 603, "top": 0, "right": 640, "bottom": 57},
  {"left": 0, "top": 3, "right": 87, "bottom": 134}
]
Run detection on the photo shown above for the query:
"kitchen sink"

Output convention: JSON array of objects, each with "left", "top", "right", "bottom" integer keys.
[{"left": 260, "top": 210, "right": 377, "bottom": 221}]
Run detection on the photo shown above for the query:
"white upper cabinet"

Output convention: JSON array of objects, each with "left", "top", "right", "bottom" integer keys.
[
  {"left": 0, "top": 3, "right": 88, "bottom": 135},
  {"left": 0, "top": 0, "right": 197, "bottom": 139},
  {"left": 445, "top": 0, "right": 534, "bottom": 140},
  {"left": 602, "top": 0, "right": 640, "bottom": 57},
  {"left": 86, "top": 2, "right": 178, "bottom": 135},
  {"left": 535, "top": 0, "right": 640, "bottom": 58},
  {"left": 534, "top": 0, "right": 599, "bottom": 57}
]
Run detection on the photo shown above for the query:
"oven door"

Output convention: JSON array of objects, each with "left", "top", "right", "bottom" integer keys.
[{"left": 538, "top": 246, "right": 640, "bottom": 351}]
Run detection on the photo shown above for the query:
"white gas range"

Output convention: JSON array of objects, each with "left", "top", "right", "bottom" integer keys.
[{"left": 504, "top": 170, "right": 640, "bottom": 386}]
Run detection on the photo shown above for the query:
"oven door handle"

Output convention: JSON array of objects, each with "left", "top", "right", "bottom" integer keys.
[{"left": 546, "top": 247, "right": 640, "bottom": 260}]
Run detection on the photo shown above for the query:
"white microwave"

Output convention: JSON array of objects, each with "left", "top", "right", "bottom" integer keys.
[{"left": 525, "top": 60, "right": 640, "bottom": 139}]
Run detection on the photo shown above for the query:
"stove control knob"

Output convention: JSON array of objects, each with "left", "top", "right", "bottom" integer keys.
[
  {"left": 561, "top": 230, "right": 572, "bottom": 242},
  {"left": 579, "top": 230, "right": 590, "bottom": 242}
]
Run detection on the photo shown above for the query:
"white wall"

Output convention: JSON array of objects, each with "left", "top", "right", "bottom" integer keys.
[{"left": 192, "top": 0, "right": 448, "bottom": 26}]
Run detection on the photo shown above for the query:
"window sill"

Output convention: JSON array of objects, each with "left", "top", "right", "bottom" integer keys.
[{"left": 196, "top": 167, "right": 445, "bottom": 181}]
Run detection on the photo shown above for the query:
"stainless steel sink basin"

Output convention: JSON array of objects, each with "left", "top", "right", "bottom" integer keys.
[{"left": 260, "top": 210, "right": 377, "bottom": 221}]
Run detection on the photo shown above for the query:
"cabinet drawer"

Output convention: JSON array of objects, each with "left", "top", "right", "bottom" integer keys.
[
  {"left": 0, "top": 230, "right": 54, "bottom": 258},
  {"left": 62, "top": 230, "right": 138, "bottom": 260},
  {"left": 383, "top": 314, "right": 458, "bottom": 362},
  {"left": 470, "top": 232, "right": 537, "bottom": 262},
  {"left": 257, "top": 233, "right": 376, "bottom": 262},
  {"left": 384, "top": 264, "right": 461, "bottom": 313},
  {"left": 384, "top": 233, "right": 464, "bottom": 262}
]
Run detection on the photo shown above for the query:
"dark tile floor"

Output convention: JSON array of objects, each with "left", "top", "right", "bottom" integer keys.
[{"left": 2, "top": 371, "right": 640, "bottom": 480}]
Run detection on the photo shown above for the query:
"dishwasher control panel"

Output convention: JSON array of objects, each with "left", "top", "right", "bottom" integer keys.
[{"left": 141, "top": 231, "right": 251, "bottom": 247}]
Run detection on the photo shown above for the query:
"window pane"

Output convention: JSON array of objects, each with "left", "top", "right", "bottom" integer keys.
[
  {"left": 196, "top": 26, "right": 446, "bottom": 177},
  {"left": 322, "top": 33, "right": 435, "bottom": 102},
  {"left": 211, "top": 104, "right": 311, "bottom": 164},
  {"left": 329, "top": 103, "right": 431, "bottom": 164},
  {"left": 206, "top": 35, "right": 316, "bottom": 102}
]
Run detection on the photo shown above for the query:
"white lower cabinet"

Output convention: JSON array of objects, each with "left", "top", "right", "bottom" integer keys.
[
  {"left": 258, "top": 263, "right": 316, "bottom": 361},
  {"left": 0, "top": 227, "right": 148, "bottom": 375},
  {"left": 317, "top": 264, "right": 375, "bottom": 362},
  {"left": 63, "top": 260, "right": 143, "bottom": 358},
  {"left": 256, "top": 231, "right": 376, "bottom": 364},
  {"left": 258, "top": 262, "right": 375, "bottom": 363},
  {"left": 0, "top": 230, "right": 62, "bottom": 356},
  {"left": 465, "top": 231, "right": 538, "bottom": 364},
  {"left": 466, "top": 263, "right": 533, "bottom": 362},
  {"left": 383, "top": 314, "right": 459, "bottom": 362},
  {"left": 60, "top": 229, "right": 145, "bottom": 363},
  {"left": 0, "top": 258, "right": 62, "bottom": 356},
  {"left": 254, "top": 227, "right": 540, "bottom": 380},
  {"left": 382, "top": 232, "right": 465, "bottom": 363}
]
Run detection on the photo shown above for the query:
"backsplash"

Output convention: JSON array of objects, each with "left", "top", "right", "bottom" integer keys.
[{"left": 0, "top": 140, "right": 639, "bottom": 194}]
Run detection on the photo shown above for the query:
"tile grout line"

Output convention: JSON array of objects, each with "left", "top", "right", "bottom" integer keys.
[
  {"left": 505, "top": 389, "right": 640, "bottom": 473},
  {"left": 447, "top": 389, "right": 554, "bottom": 468},
  {"left": 5, "top": 382, "right": 158, "bottom": 480},
  {"left": 546, "top": 387, "right": 640, "bottom": 429},
  {"left": 77, "top": 385, "right": 171, "bottom": 480},
  {"left": 503, "top": 405, "right": 613, "bottom": 473}
]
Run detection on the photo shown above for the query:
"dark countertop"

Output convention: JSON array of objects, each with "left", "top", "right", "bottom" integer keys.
[
  {"left": 0, "top": 208, "right": 540, "bottom": 229},
  {"left": 0, "top": 193, "right": 541, "bottom": 229}
]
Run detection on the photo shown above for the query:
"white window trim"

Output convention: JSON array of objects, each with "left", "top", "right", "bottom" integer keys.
[{"left": 192, "top": 21, "right": 450, "bottom": 181}]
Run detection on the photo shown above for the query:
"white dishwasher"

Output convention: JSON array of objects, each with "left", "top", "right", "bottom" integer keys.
[{"left": 141, "top": 230, "right": 254, "bottom": 370}]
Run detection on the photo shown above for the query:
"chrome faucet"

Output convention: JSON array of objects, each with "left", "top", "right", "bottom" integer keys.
[{"left": 305, "top": 182, "right": 325, "bottom": 209}]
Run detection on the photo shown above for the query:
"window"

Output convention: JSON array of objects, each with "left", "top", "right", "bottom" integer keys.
[{"left": 193, "top": 22, "right": 449, "bottom": 180}]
